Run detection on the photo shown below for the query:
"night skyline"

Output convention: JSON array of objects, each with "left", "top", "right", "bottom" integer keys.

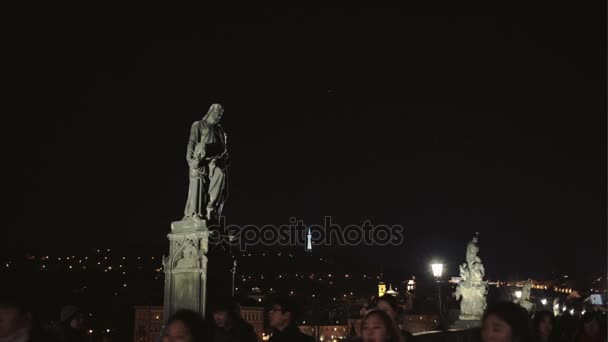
[{"left": 4, "top": 4, "right": 606, "bottom": 282}]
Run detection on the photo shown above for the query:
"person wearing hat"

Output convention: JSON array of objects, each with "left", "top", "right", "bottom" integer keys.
[{"left": 209, "top": 297, "right": 257, "bottom": 342}]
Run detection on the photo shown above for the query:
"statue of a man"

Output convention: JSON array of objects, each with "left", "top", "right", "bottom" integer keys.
[
  {"left": 466, "top": 233, "right": 482, "bottom": 266},
  {"left": 183, "top": 104, "right": 228, "bottom": 221}
]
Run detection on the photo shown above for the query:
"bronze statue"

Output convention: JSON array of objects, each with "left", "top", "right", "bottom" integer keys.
[{"left": 183, "top": 104, "right": 228, "bottom": 222}]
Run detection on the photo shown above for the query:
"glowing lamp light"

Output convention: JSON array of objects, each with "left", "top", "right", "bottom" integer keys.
[
  {"left": 541, "top": 299, "right": 547, "bottom": 305},
  {"left": 431, "top": 263, "right": 444, "bottom": 278},
  {"left": 515, "top": 291, "right": 522, "bottom": 299}
]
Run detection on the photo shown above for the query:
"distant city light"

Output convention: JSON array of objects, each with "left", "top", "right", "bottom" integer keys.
[{"left": 541, "top": 299, "right": 547, "bottom": 305}]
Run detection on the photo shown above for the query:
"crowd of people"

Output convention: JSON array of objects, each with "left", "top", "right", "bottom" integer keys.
[{"left": 1, "top": 288, "right": 606, "bottom": 342}]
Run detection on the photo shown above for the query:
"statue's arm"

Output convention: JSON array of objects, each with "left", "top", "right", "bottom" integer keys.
[{"left": 186, "top": 123, "right": 200, "bottom": 167}]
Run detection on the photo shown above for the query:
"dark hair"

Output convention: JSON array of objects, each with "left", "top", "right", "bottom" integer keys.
[
  {"left": 165, "top": 309, "right": 207, "bottom": 342},
  {"left": 483, "top": 302, "right": 531, "bottom": 342},
  {"left": 532, "top": 310, "right": 555, "bottom": 340},
  {"left": 376, "top": 295, "right": 399, "bottom": 313},
  {"left": 576, "top": 311, "right": 606, "bottom": 339},
  {"left": 210, "top": 296, "right": 238, "bottom": 319},
  {"left": 361, "top": 309, "right": 402, "bottom": 342},
  {"left": 269, "top": 297, "right": 302, "bottom": 323}
]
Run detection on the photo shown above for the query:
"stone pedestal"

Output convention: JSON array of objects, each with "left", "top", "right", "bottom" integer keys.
[{"left": 163, "top": 219, "right": 209, "bottom": 320}]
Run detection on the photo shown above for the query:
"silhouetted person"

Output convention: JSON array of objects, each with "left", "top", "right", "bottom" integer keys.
[
  {"left": 533, "top": 311, "right": 557, "bottom": 342},
  {"left": 481, "top": 302, "right": 532, "bottom": 342},
  {"left": 267, "top": 298, "right": 313, "bottom": 342},
  {"left": 162, "top": 309, "right": 207, "bottom": 342},
  {"left": 360, "top": 309, "right": 403, "bottom": 342},
  {"left": 0, "top": 283, "right": 56, "bottom": 342},
  {"left": 375, "top": 295, "right": 413, "bottom": 342},
  {"left": 49, "top": 305, "right": 86, "bottom": 342},
  {"left": 575, "top": 312, "right": 606, "bottom": 342},
  {"left": 209, "top": 298, "right": 257, "bottom": 342}
]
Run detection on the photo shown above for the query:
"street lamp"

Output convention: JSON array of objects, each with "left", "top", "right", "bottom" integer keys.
[
  {"left": 431, "top": 263, "right": 444, "bottom": 329},
  {"left": 515, "top": 291, "right": 522, "bottom": 300},
  {"left": 541, "top": 299, "right": 547, "bottom": 306},
  {"left": 431, "top": 264, "right": 444, "bottom": 278}
]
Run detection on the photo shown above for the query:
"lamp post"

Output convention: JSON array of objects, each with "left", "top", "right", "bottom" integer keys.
[
  {"left": 231, "top": 259, "right": 237, "bottom": 297},
  {"left": 431, "top": 263, "right": 444, "bottom": 329}
]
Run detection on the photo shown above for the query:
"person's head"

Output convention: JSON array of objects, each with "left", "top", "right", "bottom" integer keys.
[
  {"left": 579, "top": 312, "right": 603, "bottom": 337},
  {"left": 360, "top": 309, "right": 401, "bottom": 342},
  {"left": 163, "top": 309, "right": 206, "bottom": 342},
  {"left": 203, "top": 104, "right": 224, "bottom": 125},
  {"left": 210, "top": 297, "right": 237, "bottom": 330},
  {"left": 0, "top": 285, "right": 33, "bottom": 339},
  {"left": 0, "top": 304, "right": 31, "bottom": 339},
  {"left": 375, "top": 295, "right": 399, "bottom": 321},
  {"left": 60, "top": 305, "right": 84, "bottom": 331},
  {"left": 533, "top": 311, "right": 554, "bottom": 339},
  {"left": 268, "top": 297, "right": 301, "bottom": 331},
  {"left": 481, "top": 302, "right": 531, "bottom": 342}
]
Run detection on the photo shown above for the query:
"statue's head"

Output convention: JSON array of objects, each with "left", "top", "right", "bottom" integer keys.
[{"left": 203, "top": 103, "right": 224, "bottom": 125}]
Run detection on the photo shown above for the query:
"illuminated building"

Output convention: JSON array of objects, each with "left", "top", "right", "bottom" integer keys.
[
  {"left": 133, "top": 306, "right": 163, "bottom": 342},
  {"left": 378, "top": 282, "right": 386, "bottom": 297}
]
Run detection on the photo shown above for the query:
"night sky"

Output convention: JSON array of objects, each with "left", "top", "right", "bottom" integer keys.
[{"left": 4, "top": 4, "right": 606, "bottom": 281}]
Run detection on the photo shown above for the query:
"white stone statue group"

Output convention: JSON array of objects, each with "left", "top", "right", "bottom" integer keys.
[{"left": 454, "top": 233, "right": 488, "bottom": 321}]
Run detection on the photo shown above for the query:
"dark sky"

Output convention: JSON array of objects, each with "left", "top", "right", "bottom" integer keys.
[{"left": 4, "top": 4, "right": 606, "bottom": 280}]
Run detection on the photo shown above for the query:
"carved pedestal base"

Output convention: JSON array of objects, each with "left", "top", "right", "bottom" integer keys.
[{"left": 163, "top": 219, "right": 209, "bottom": 320}]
